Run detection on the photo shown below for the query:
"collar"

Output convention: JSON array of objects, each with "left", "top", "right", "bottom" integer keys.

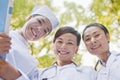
[{"left": 53, "top": 61, "right": 77, "bottom": 67}]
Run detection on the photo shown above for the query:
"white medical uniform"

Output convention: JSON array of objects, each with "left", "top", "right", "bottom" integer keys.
[
  {"left": 39, "top": 63, "right": 97, "bottom": 80},
  {"left": 4, "top": 31, "right": 39, "bottom": 80},
  {"left": 97, "top": 51, "right": 120, "bottom": 80}
]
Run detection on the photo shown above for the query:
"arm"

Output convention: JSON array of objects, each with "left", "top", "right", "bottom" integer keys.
[{"left": 0, "top": 58, "right": 29, "bottom": 80}]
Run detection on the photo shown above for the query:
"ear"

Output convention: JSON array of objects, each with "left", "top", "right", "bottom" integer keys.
[
  {"left": 75, "top": 47, "right": 79, "bottom": 54},
  {"left": 25, "top": 15, "right": 32, "bottom": 21},
  {"left": 106, "top": 33, "right": 110, "bottom": 43}
]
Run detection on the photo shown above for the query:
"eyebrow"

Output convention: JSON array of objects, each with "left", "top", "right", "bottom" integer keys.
[
  {"left": 68, "top": 39, "right": 76, "bottom": 43},
  {"left": 84, "top": 31, "right": 99, "bottom": 38},
  {"left": 93, "top": 31, "right": 100, "bottom": 35},
  {"left": 45, "top": 19, "right": 52, "bottom": 33},
  {"left": 37, "top": 19, "right": 42, "bottom": 25},
  {"left": 57, "top": 38, "right": 62, "bottom": 40},
  {"left": 37, "top": 18, "right": 51, "bottom": 33},
  {"left": 41, "top": 18, "right": 45, "bottom": 23},
  {"left": 57, "top": 37, "right": 76, "bottom": 43}
]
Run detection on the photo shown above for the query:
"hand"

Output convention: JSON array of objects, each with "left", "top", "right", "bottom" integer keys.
[
  {"left": 0, "top": 33, "right": 11, "bottom": 54},
  {"left": 0, "top": 58, "right": 21, "bottom": 80}
]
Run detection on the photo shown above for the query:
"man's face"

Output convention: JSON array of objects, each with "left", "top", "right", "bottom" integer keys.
[
  {"left": 22, "top": 16, "right": 52, "bottom": 41},
  {"left": 83, "top": 26, "right": 110, "bottom": 56}
]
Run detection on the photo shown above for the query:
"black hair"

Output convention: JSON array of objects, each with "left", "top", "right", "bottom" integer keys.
[{"left": 82, "top": 23, "right": 109, "bottom": 39}]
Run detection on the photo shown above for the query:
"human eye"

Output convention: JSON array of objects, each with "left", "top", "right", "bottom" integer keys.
[
  {"left": 37, "top": 19, "right": 42, "bottom": 25},
  {"left": 56, "top": 40, "right": 63, "bottom": 46},
  {"left": 44, "top": 29, "right": 47, "bottom": 34},
  {"left": 94, "top": 34, "right": 100, "bottom": 38},
  {"left": 45, "top": 28, "right": 50, "bottom": 35},
  {"left": 84, "top": 37, "right": 91, "bottom": 42},
  {"left": 67, "top": 42, "right": 74, "bottom": 45},
  {"left": 57, "top": 40, "right": 62, "bottom": 44},
  {"left": 56, "top": 39, "right": 63, "bottom": 44}
]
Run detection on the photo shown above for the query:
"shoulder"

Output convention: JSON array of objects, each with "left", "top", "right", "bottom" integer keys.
[
  {"left": 111, "top": 51, "right": 120, "bottom": 57},
  {"left": 39, "top": 66, "right": 57, "bottom": 77},
  {"left": 111, "top": 51, "right": 120, "bottom": 63},
  {"left": 9, "top": 30, "right": 17, "bottom": 36},
  {"left": 76, "top": 66, "right": 96, "bottom": 74},
  {"left": 40, "top": 66, "right": 56, "bottom": 72},
  {"left": 76, "top": 66, "right": 97, "bottom": 79},
  {"left": 9, "top": 30, "right": 21, "bottom": 40}
]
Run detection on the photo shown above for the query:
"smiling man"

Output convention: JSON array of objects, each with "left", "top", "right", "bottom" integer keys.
[{"left": 0, "top": 5, "right": 59, "bottom": 80}]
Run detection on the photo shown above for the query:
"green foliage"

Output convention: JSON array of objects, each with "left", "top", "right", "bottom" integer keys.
[
  {"left": 90, "top": 0, "right": 120, "bottom": 29},
  {"left": 73, "top": 53, "right": 82, "bottom": 66},
  {"left": 11, "top": 0, "right": 34, "bottom": 29},
  {"left": 59, "top": 1, "right": 86, "bottom": 27},
  {"left": 37, "top": 54, "right": 56, "bottom": 68}
]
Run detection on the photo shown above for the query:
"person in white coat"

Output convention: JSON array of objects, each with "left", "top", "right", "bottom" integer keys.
[
  {"left": 0, "top": 5, "right": 59, "bottom": 80},
  {"left": 82, "top": 22, "right": 120, "bottom": 80},
  {"left": 39, "top": 26, "right": 97, "bottom": 80}
]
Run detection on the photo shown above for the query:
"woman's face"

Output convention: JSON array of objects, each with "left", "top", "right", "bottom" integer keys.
[
  {"left": 83, "top": 26, "right": 110, "bottom": 56},
  {"left": 22, "top": 16, "right": 52, "bottom": 41},
  {"left": 53, "top": 33, "right": 78, "bottom": 65}
]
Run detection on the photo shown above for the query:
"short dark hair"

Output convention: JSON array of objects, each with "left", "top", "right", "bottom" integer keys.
[
  {"left": 82, "top": 23, "right": 109, "bottom": 39},
  {"left": 53, "top": 26, "right": 81, "bottom": 46}
]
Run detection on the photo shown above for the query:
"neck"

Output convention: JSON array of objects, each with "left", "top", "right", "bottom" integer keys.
[
  {"left": 57, "top": 60, "right": 72, "bottom": 66},
  {"left": 18, "top": 30, "right": 28, "bottom": 41},
  {"left": 98, "top": 50, "right": 110, "bottom": 64}
]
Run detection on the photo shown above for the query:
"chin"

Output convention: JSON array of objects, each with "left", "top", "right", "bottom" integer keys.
[
  {"left": 89, "top": 50, "right": 96, "bottom": 55},
  {"left": 91, "top": 51, "right": 100, "bottom": 56}
]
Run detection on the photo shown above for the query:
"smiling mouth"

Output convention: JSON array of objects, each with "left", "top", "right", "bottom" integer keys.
[
  {"left": 91, "top": 45, "right": 101, "bottom": 50},
  {"left": 31, "top": 28, "right": 37, "bottom": 37},
  {"left": 58, "top": 51, "right": 69, "bottom": 55}
]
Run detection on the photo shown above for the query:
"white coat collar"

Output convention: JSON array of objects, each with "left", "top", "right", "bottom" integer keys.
[
  {"left": 53, "top": 62, "right": 77, "bottom": 71},
  {"left": 99, "top": 51, "right": 120, "bottom": 67}
]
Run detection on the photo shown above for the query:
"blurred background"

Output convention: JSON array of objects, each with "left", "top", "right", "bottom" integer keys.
[{"left": 11, "top": 0, "right": 120, "bottom": 68}]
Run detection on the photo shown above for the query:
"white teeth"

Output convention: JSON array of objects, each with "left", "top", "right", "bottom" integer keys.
[
  {"left": 93, "top": 46, "right": 98, "bottom": 49},
  {"left": 58, "top": 53, "right": 61, "bottom": 55},
  {"left": 60, "top": 51, "right": 66, "bottom": 54},
  {"left": 58, "top": 50, "right": 68, "bottom": 55},
  {"left": 31, "top": 28, "right": 37, "bottom": 37},
  {"left": 61, "top": 51, "right": 66, "bottom": 54},
  {"left": 92, "top": 45, "right": 100, "bottom": 50}
]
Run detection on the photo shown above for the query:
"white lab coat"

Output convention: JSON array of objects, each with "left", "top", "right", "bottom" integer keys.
[
  {"left": 39, "top": 63, "right": 97, "bottom": 80},
  {"left": 97, "top": 51, "right": 120, "bottom": 80},
  {"left": 0, "top": 31, "right": 39, "bottom": 80}
]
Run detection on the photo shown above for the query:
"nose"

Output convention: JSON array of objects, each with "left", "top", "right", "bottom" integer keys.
[
  {"left": 37, "top": 27, "right": 45, "bottom": 34},
  {"left": 37, "top": 26, "right": 42, "bottom": 31},
  {"left": 60, "top": 43, "right": 67, "bottom": 49},
  {"left": 91, "top": 37, "right": 96, "bottom": 43}
]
